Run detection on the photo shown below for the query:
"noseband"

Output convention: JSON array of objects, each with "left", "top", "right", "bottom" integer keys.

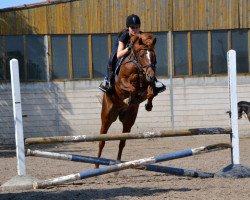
[
  {"left": 133, "top": 47, "right": 155, "bottom": 69},
  {"left": 125, "top": 47, "right": 155, "bottom": 75},
  {"left": 123, "top": 46, "right": 155, "bottom": 88}
]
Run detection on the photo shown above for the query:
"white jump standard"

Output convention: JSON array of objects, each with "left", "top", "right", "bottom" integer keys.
[
  {"left": 1, "top": 59, "right": 37, "bottom": 192},
  {"left": 216, "top": 50, "right": 250, "bottom": 177}
]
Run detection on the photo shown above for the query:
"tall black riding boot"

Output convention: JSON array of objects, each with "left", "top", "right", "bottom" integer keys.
[{"left": 98, "top": 65, "right": 114, "bottom": 94}]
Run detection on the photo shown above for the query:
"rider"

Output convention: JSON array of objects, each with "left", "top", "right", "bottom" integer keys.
[{"left": 98, "top": 14, "right": 166, "bottom": 95}]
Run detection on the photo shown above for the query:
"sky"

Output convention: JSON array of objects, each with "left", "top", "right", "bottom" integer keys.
[{"left": 0, "top": 0, "right": 46, "bottom": 9}]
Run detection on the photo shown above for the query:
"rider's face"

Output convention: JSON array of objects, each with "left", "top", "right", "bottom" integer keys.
[{"left": 129, "top": 26, "right": 140, "bottom": 36}]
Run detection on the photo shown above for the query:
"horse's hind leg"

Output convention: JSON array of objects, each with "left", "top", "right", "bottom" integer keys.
[
  {"left": 117, "top": 105, "right": 139, "bottom": 161},
  {"left": 96, "top": 94, "right": 119, "bottom": 168}
]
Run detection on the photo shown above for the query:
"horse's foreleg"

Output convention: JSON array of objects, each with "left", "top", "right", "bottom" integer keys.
[
  {"left": 120, "top": 77, "right": 136, "bottom": 93},
  {"left": 145, "top": 99, "right": 153, "bottom": 111},
  {"left": 145, "top": 85, "right": 154, "bottom": 111},
  {"left": 117, "top": 140, "right": 126, "bottom": 161}
]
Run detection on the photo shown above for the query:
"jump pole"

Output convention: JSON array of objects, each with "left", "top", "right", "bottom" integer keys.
[
  {"left": 33, "top": 143, "right": 230, "bottom": 189},
  {"left": 216, "top": 50, "right": 250, "bottom": 177},
  {"left": 27, "top": 143, "right": 230, "bottom": 179},
  {"left": 27, "top": 149, "right": 215, "bottom": 178},
  {"left": 25, "top": 128, "right": 231, "bottom": 145}
]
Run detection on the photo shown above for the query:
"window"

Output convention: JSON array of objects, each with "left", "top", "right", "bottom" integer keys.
[
  {"left": 211, "top": 31, "right": 228, "bottom": 74},
  {"left": 92, "top": 34, "right": 108, "bottom": 78},
  {"left": 191, "top": 31, "right": 208, "bottom": 75},
  {"left": 174, "top": 32, "right": 188, "bottom": 76},
  {"left": 1, "top": 30, "right": 249, "bottom": 82},
  {"left": 5, "top": 36, "right": 25, "bottom": 80},
  {"left": 26, "top": 35, "right": 46, "bottom": 80},
  {"left": 231, "top": 29, "right": 249, "bottom": 73},
  {"left": 111, "top": 33, "right": 118, "bottom": 53},
  {"left": 0, "top": 36, "right": 2, "bottom": 80},
  {"left": 51, "top": 35, "right": 69, "bottom": 79},
  {"left": 71, "top": 35, "right": 89, "bottom": 79},
  {"left": 154, "top": 32, "right": 168, "bottom": 76}
]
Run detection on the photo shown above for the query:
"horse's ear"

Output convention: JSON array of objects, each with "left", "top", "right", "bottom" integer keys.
[
  {"left": 153, "top": 38, "right": 157, "bottom": 45},
  {"left": 138, "top": 37, "right": 143, "bottom": 45},
  {"left": 130, "top": 35, "right": 140, "bottom": 44}
]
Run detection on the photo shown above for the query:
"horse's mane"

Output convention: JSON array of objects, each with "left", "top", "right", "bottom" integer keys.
[{"left": 130, "top": 33, "right": 156, "bottom": 51}]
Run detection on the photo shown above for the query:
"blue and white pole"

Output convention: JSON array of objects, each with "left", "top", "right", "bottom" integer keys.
[
  {"left": 32, "top": 143, "right": 230, "bottom": 189},
  {"left": 27, "top": 149, "right": 119, "bottom": 165},
  {"left": 26, "top": 149, "right": 216, "bottom": 178}
]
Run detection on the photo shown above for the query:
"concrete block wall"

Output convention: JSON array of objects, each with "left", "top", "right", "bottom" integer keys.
[{"left": 0, "top": 77, "right": 249, "bottom": 146}]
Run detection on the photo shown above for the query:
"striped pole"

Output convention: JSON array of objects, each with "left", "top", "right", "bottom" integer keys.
[
  {"left": 33, "top": 143, "right": 231, "bottom": 189},
  {"left": 26, "top": 149, "right": 215, "bottom": 178},
  {"left": 27, "top": 149, "right": 119, "bottom": 166},
  {"left": 25, "top": 128, "right": 231, "bottom": 145}
]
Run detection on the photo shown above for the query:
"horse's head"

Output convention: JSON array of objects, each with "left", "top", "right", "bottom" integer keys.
[
  {"left": 130, "top": 33, "right": 157, "bottom": 83},
  {"left": 226, "top": 101, "right": 250, "bottom": 120},
  {"left": 237, "top": 101, "right": 250, "bottom": 120}
]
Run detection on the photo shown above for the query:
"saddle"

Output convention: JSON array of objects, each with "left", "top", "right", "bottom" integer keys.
[{"left": 111, "top": 54, "right": 124, "bottom": 76}]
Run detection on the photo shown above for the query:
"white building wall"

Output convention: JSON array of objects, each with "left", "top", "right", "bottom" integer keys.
[{"left": 0, "top": 77, "right": 250, "bottom": 146}]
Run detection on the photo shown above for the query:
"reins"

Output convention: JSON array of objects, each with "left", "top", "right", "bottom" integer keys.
[
  {"left": 124, "top": 46, "right": 155, "bottom": 73},
  {"left": 123, "top": 47, "right": 155, "bottom": 88}
]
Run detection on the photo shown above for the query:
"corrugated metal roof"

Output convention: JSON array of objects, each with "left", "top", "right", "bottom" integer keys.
[{"left": 0, "top": 0, "right": 77, "bottom": 11}]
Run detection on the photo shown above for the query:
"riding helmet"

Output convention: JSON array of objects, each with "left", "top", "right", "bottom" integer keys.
[{"left": 126, "top": 14, "right": 141, "bottom": 27}]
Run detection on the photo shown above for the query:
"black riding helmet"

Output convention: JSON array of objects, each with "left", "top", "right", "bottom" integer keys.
[{"left": 126, "top": 14, "right": 141, "bottom": 27}]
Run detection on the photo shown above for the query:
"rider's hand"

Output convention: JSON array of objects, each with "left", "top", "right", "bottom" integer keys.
[{"left": 127, "top": 43, "right": 133, "bottom": 51}]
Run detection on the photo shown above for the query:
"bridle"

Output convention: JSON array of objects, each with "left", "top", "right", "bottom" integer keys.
[
  {"left": 129, "top": 47, "right": 155, "bottom": 69},
  {"left": 124, "top": 45, "right": 156, "bottom": 87}
]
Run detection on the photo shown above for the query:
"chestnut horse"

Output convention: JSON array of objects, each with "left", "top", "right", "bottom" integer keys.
[{"left": 96, "top": 33, "right": 158, "bottom": 168}]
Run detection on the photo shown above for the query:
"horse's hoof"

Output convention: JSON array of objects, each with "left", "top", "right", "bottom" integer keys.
[
  {"left": 123, "top": 97, "right": 131, "bottom": 105},
  {"left": 94, "top": 165, "right": 99, "bottom": 169},
  {"left": 145, "top": 103, "right": 153, "bottom": 111}
]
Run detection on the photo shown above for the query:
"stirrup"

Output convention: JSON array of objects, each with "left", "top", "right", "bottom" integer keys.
[
  {"left": 98, "top": 84, "right": 107, "bottom": 93},
  {"left": 98, "top": 82, "right": 114, "bottom": 94}
]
